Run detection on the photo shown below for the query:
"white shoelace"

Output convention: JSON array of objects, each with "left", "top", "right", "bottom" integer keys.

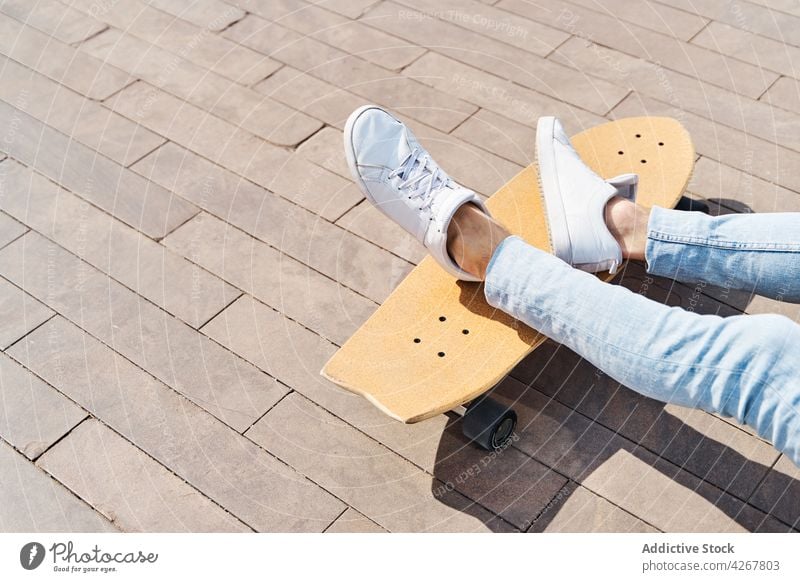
[{"left": 388, "top": 147, "right": 449, "bottom": 213}]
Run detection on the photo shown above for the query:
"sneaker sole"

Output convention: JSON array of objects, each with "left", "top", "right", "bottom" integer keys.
[{"left": 535, "top": 116, "right": 572, "bottom": 263}]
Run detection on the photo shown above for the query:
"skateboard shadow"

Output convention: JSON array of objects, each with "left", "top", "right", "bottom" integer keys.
[{"left": 434, "top": 244, "right": 799, "bottom": 532}]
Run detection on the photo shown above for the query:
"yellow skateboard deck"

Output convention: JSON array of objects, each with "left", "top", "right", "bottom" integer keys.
[{"left": 322, "top": 117, "right": 695, "bottom": 424}]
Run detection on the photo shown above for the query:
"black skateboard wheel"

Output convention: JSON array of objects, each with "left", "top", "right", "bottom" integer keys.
[{"left": 462, "top": 395, "right": 517, "bottom": 451}]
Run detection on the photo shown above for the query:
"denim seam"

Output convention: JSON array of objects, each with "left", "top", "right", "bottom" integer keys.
[{"left": 648, "top": 230, "right": 800, "bottom": 252}]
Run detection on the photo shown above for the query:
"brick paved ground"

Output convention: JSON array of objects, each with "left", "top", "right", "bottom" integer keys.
[{"left": 1, "top": 0, "right": 799, "bottom": 533}]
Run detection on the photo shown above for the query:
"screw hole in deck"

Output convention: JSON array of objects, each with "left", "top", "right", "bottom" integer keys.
[
  {"left": 438, "top": 352, "right": 445, "bottom": 357},
  {"left": 462, "top": 329, "right": 469, "bottom": 335},
  {"left": 635, "top": 133, "right": 642, "bottom": 138},
  {"left": 617, "top": 150, "right": 624, "bottom": 155},
  {"left": 658, "top": 142, "right": 664, "bottom": 146},
  {"left": 413, "top": 338, "right": 421, "bottom": 343},
  {"left": 640, "top": 159, "right": 647, "bottom": 164},
  {"left": 439, "top": 316, "right": 446, "bottom": 322}
]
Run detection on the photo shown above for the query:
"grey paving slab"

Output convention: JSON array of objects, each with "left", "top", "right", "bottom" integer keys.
[
  {"left": 0, "top": 276, "right": 53, "bottom": 349},
  {"left": 224, "top": 14, "right": 478, "bottom": 133},
  {"left": 9, "top": 316, "right": 344, "bottom": 532},
  {"left": 0, "top": 211, "right": 26, "bottom": 250},
  {"left": 325, "top": 508, "right": 386, "bottom": 533},
  {"left": 528, "top": 482, "right": 658, "bottom": 533},
  {"left": 131, "top": 141, "right": 413, "bottom": 304},
  {"left": 0, "top": 0, "right": 106, "bottom": 45},
  {"left": 0, "top": 55, "right": 165, "bottom": 166},
  {"left": 164, "top": 212, "right": 376, "bottom": 345},
  {"left": 66, "top": 0, "right": 281, "bottom": 86},
  {"left": 0, "top": 232, "right": 283, "bottom": 432},
  {"left": 498, "top": 0, "right": 776, "bottom": 99},
  {"left": 81, "top": 28, "right": 322, "bottom": 148},
  {"left": 38, "top": 419, "right": 251, "bottom": 532},
  {"left": 750, "top": 455, "right": 800, "bottom": 529},
  {"left": 0, "top": 439, "right": 116, "bottom": 532},
  {"left": 0, "top": 352, "right": 86, "bottom": 459},
  {"left": 147, "top": 0, "right": 247, "bottom": 31},
  {"left": 0, "top": 13, "right": 131, "bottom": 100},
  {"left": 0, "top": 101, "right": 197, "bottom": 240},
  {"left": 0, "top": 160, "right": 235, "bottom": 329},
  {"left": 246, "top": 393, "right": 515, "bottom": 532}
]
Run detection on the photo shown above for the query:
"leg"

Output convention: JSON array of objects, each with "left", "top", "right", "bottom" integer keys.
[
  {"left": 488, "top": 236, "right": 800, "bottom": 465},
  {"left": 608, "top": 198, "right": 800, "bottom": 302},
  {"left": 448, "top": 205, "right": 800, "bottom": 465}
]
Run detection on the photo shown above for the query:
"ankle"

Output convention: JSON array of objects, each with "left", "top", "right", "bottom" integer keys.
[
  {"left": 447, "top": 203, "right": 510, "bottom": 280},
  {"left": 605, "top": 197, "right": 650, "bottom": 261}
]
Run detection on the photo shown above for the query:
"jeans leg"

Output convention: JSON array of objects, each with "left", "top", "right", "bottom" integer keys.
[
  {"left": 485, "top": 236, "right": 800, "bottom": 466},
  {"left": 646, "top": 207, "right": 800, "bottom": 302}
]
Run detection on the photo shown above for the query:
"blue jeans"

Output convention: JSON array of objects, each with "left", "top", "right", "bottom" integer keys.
[{"left": 484, "top": 207, "right": 800, "bottom": 465}]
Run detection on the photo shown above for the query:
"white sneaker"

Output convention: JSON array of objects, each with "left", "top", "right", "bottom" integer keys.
[
  {"left": 536, "top": 116, "right": 638, "bottom": 274},
  {"left": 344, "top": 105, "right": 491, "bottom": 282}
]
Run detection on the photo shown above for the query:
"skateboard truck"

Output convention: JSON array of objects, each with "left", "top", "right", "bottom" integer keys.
[{"left": 453, "top": 394, "right": 518, "bottom": 451}]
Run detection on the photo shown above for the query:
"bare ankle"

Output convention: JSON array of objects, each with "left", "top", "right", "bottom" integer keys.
[
  {"left": 605, "top": 197, "right": 650, "bottom": 261},
  {"left": 447, "top": 204, "right": 510, "bottom": 280}
]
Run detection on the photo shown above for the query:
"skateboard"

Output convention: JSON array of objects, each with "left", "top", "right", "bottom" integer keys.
[{"left": 322, "top": 117, "right": 695, "bottom": 450}]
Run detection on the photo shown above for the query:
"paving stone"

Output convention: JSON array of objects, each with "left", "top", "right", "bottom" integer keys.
[
  {"left": 367, "top": 1, "right": 625, "bottom": 115},
  {"left": 246, "top": 393, "right": 515, "bottom": 532},
  {"left": 762, "top": 76, "right": 800, "bottom": 115},
  {"left": 164, "top": 212, "right": 376, "bottom": 345},
  {"left": 0, "top": 13, "right": 131, "bottom": 100},
  {"left": 688, "top": 156, "right": 800, "bottom": 215},
  {"left": 666, "top": 0, "right": 800, "bottom": 49},
  {"left": 528, "top": 482, "right": 658, "bottom": 533},
  {"left": 0, "top": 211, "right": 26, "bottom": 250},
  {"left": 0, "top": 439, "right": 116, "bottom": 532},
  {"left": 336, "top": 200, "right": 427, "bottom": 265},
  {"left": 318, "top": 0, "right": 381, "bottom": 19},
  {"left": 566, "top": 0, "right": 708, "bottom": 40},
  {"left": 0, "top": 56, "right": 165, "bottom": 166},
  {"left": 550, "top": 36, "right": 799, "bottom": 152},
  {"left": 612, "top": 92, "right": 800, "bottom": 194},
  {"left": 386, "top": 0, "right": 569, "bottom": 56},
  {"left": 0, "top": 0, "right": 106, "bottom": 44},
  {"left": 404, "top": 52, "right": 606, "bottom": 129},
  {"left": 452, "top": 108, "right": 538, "bottom": 167},
  {"left": 431, "top": 424, "right": 568, "bottom": 529},
  {"left": 82, "top": 28, "right": 322, "bottom": 148},
  {"left": 202, "top": 294, "right": 448, "bottom": 474},
  {"left": 325, "top": 508, "right": 385, "bottom": 532},
  {"left": 0, "top": 160, "right": 234, "bottom": 329},
  {"left": 693, "top": 21, "right": 800, "bottom": 79},
  {"left": 38, "top": 419, "right": 250, "bottom": 532},
  {"left": 0, "top": 352, "right": 85, "bottom": 459},
  {"left": 145, "top": 0, "right": 246, "bottom": 31},
  {"left": 224, "top": 14, "right": 478, "bottom": 133},
  {"left": 0, "top": 276, "right": 53, "bottom": 349},
  {"left": 9, "top": 316, "right": 344, "bottom": 532},
  {"left": 108, "top": 83, "right": 358, "bottom": 222},
  {"left": 0, "top": 101, "right": 197, "bottom": 240},
  {"left": 295, "top": 126, "right": 352, "bottom": 180},
  {"left": 749, "top": 455, "right": 800, "bottom": 529},
  {"left": 66, "top": 0, "right": 281, "bottom": 86},
  {"left": 0, "top": 232, "right": 283, "bottom": 432},
  {"left": 261, "top": 1, "right": 426, "bottom": 71},
  {"left": 254, "top": 66, "right": 367, "bottom": 128},
  {"left": 582, "top": 447, "right": 789, "bottom": 532},
  {"left": 497, "top": 0, "right": 775, "bottom": 99},
  {"left": 131, "top": 141, "right": 413, "bottom": 303}
]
